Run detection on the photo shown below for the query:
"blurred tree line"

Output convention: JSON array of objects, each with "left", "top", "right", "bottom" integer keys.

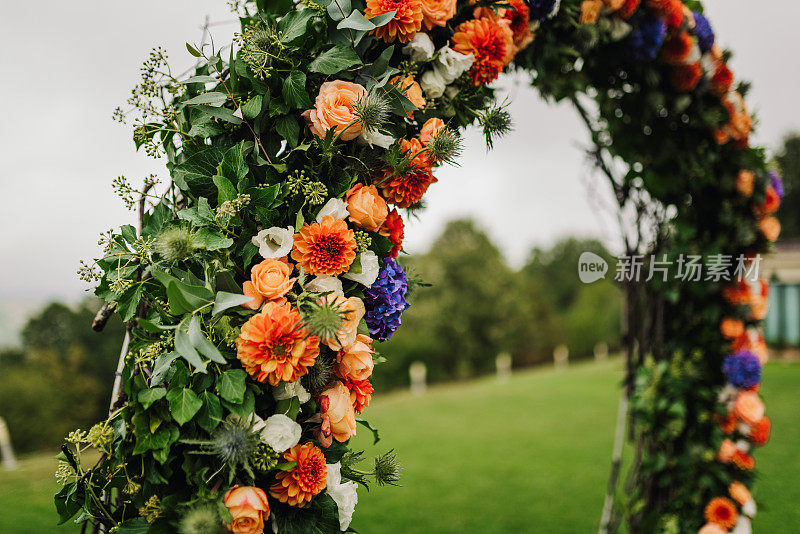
[
  {"left": 0, "top": 301, "right": 124, "bottom": 454},
  {"left": 372, "top": 219, "right": 622, "bottom": 390},
  {"left": 775, "top": 132, "right": 800, "bottom": 240}
]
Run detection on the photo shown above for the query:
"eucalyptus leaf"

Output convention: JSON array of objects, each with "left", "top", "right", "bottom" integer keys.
[
  {"left": 212, "top": 291, "right": 255, "bottom": 315},
  {"left": 184, "top": 92, "right": 228, "bottom": 107},
  {"left": 174, "top": 318, "right": 208, "bottom": 373}
]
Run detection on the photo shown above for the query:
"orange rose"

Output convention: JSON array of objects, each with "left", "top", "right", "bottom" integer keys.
[
  {"left": 245, "top": 258, "right": 296, "bottom": 304},
  {"left": 224, "top": 485, "right": 270, "bottom": 534},
  {"left": 320, "top": 294, "right": 366, "bottom": 351},
  {"left": 759, "top": 216, "right": 781, "bottom": 242},
  {"left": 346, "top": 184, "right": 388, "bottom": 231},
  {"left": 580, "top": 0, "right": 603, "bottom": 24},
  {"left": 320, "top": 381, "right": 357, "bottom": 442},
  {"left": 734, "top": 391, "right": 765, "bottom": 425},
  {"left": 736, "top": 170, "right": 754, "bottom": 197},
  {"left": 391, "top": 75, "right": 425, "bottom": 117},
  {"left": 302, "top": 80, "right": 367, "bottom": 141},
  {"left": 720, "top": 318, "right": 745, "bottom": 340},
  {"left": 336, "top": 334, "right": 375, "bottom": 381},
  {"left": 420, "top": 117, "right": 445, "bottom": 145},
  {"left": 421, "top": 0, "right": 456, "bottom": 30}
]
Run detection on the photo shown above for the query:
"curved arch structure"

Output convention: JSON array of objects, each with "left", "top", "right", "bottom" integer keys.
[{"left": 59, "top": 1, "right": 780, "bottom": 532}]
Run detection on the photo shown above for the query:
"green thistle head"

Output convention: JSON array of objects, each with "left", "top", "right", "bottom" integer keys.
[
  {"left": 154, "top": 225, "right": 198, "bottom": 262},
  {"left": 427, "top": 127, "right": 463, "bottom": 166},
  {"left": 304, "top": 353, "right": 335, "bottom": 393},
  {"left": 353, "top": 92, "right": 390, "bottom": 133},
  {"left": 479, "top": 102, "right": 514, "bottom": 150},
  {"left": 373, "top": 449, "right": 402, "bottom": 487},
  {"left": 184, "top": 416, "right": 261, "bottom": 484},
  {"left": 299, "top": 297, "right": 346, "bottom": 342},
  {"left": 179, "top": 507, "right": 225, "bottom": 534}
]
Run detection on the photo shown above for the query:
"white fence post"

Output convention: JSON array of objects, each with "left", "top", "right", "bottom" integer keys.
[
  {"left": 0, "top": 417, "right": 17, "bottom": 470},
  {"left": 496, "top": 353, "right": 512, "bottom": 381},
  {"left": 554, "top": 344, "right": 569, "bottom": 370},
  {"left": 409, "top": 361, "right": 427, "bottom": 396}
]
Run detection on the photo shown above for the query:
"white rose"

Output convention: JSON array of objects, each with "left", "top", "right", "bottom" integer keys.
[
  {"left": 735, "top": 439, "right": 750, "bottom": 452},
  {"left": 342, "top": 250, "right": 379, "bottom": 287},
  {"left": 420, "top": 70, "right": 446, "bottom": 99},
  {"left": 683, "top": 44, "right": 701, "bottom": 65},
  {"left": 402, "top": 32, "right": 435, "bottom": 62},
  {"left": 608, "top": 19, "right": 632, "bottom": 41},
  {"left": 717, "top": 384, "right": 738, "bottom": 405},
  {"left": 732, "top": 516, "right": 752, "bottom": 534},
  {"left": 433, "top": 47, "right": 474, "bottom": 84},
  {"left": 252, "top": 226, "right": 294, "bottom": 259},
  {"left": 358, "top": 128, "right": 396, "bottom": 149},
  {"left": 742, "top": 499, "right": 757, "bottom": 518},
  {"left": 273, "top": 380, "right": 311, "bottom": 403},
  {"left": 737, "top": 422, "right": 752, "bottom": 436},
  {"left": 701, "top": 53, "right": 716, "bottom": 75},
  {"left": 316, "top": 198, "right": 349, "bottom": 222},
  {"left": 260, "top": 414, "right": 302, "bottom": 453},
  {"left": 326, "top": 463, "right": 358, "bottom": 531},
  {"left": 305, "top": 275, "right": 344, "bottom": 297}
]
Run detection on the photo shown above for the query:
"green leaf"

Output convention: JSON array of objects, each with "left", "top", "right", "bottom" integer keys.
[
  {"left": 186, "top": 42, "right": 201, "bottom": 57},
  {"left": 326, "top": 0, "right": 351, "bottom": 21},
  {"left": 338, "top": 10, "right": 374, "bottom": 31},
  {"left": 242, "top": 95, "right": 263, "bottom": 119},
  {"left": 198, "top": 105, "right": 243, "bottom": 124},
  {"left": 171, "top": 146, "right": 225, "bottom": 195},
  {"left": 216, "top": 369, "right": 247, "bottom": 404},
  {"left": 138, "top": 388, "right": 166, "bottom": 409},
  {"left": 116, "top": 283, "right": 143, "bottom": 322},
  {"left": 356, "top": 417, "right": 380, "bottom": 444},
  {"left": 136, "top": 318, "right": 177, "bottom": 334},
  {"left": 196, "top": 227, "right": 234, "bottom": 250},
  {"left": 197, "top": 391, "right": 223, "bottom": 433},
  {"left": 184, "top": 92, "right": 228, "bottom": 107},
  {"left": 166, "top": 279, "right": 214, "bottom": 315},
  {"left": 174, "top": 318, "right": 208, "bottom": 373},
  {"left": 309, "top": 44, "right": 363, "bottom": 75},
  {"left": 369, "top": 10, "right": 397, "bottom": 27},
  {"left": 276, "top": 461, "right": 298, "bottom": 471},
  {"left": 222, "top": 389, "right": 255, "bottom": 418},
  {"left": 182, "top": 74, "right": 217, "bottom": 84},
  {"left": 188, "top": 116, "right": 226, "bottom": 138},
  {"left": 150, "top": 352, "right": 180, "bottom": 386},
  {"left": 280, "top": 8, "right": 317, "bottom": 44},
  {"left": 282, "top": 71, "right": 313, "bottom": 109},
  {"left": 275, "top": 115, "right": 300, "bottom": 148},
  {"left": 188, "top": 315, "right": 227, "bottom": 364},
  {"left": 213, "top": 174, "right": 237, "bottom": 204},
  {"left": 166, "top": 388, "right": 203, "bottom": 426},
  {"left": 213, "top": 291, "right": 255, "bottom": 315},
  {"left": 219, "top": 143, "right": 250, "bottom": 185}
]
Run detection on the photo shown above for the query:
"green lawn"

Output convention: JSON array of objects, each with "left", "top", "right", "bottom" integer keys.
[{"left": 1, "top": 359, "right": 798, "bottom": 533}]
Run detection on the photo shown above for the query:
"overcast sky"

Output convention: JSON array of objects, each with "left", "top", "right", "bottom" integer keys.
[{"left": 1, "top": 0, "right": 798, "bottom": 311}]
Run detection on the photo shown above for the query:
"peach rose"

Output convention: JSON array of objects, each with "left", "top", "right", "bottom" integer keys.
[
  {"left": 759, "top": 216, "right": 781, "bottom": 242},
  {"left": 717, "top": 438, "right": 736, "bottom": 463},
  {"left": 336, "top": 334, "right": 375, "bottom": 381},
  {"left": 244, "top": 258, "right": 296, "bottom": 306},
  {"left": 302, "top": 80, "right": 367, "bottom": 141},
  {"left": 580, "top": 0, "right": 603, "bottom": 24},
  {"left": 421, "top": 0, "right": 457, "bottom": 30},
  {"left": 224, "top": 485, "right": 270, "bottom": 534},
  {"left": 391, "top": 75, "right": 425, "bottom": 117},
  {"left": 320, "top": 294, "right": 366, "bottom": 351},
  {"left": 320, "top": 381, "right": 357, "bottom": 442},
  {"left": 736, "top": 170, "right": 754, "bottom": 197},
  {"left": 346, "top": 184, "right": 388, "bottom": 232},
  {"left": 734, "top": 391, "right": 765, "bottom": 425},
  {"left": 698, "top": 524, "right": 727, "bottom": 534},
  {"left": 729, "top": 481, "right": 752, "bottom": 506},
  {"left": 420, "top": 117, "right": 445, "bottom": 145},
  {"left": 720, "top": 318, "right": 745, "bottom": 339}
]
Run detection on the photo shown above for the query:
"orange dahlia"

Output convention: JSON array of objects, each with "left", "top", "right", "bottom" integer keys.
[
  {"left": 749, "top": 416, "right": 771, "bottom": 446},
  {"left": 236, "top": 301, "right": 320, "bottom": 386},
  {"left": 452, "top": 17, "right": 514, "bottom": 85},
  {"left": 502, "top": 0, "right": 531, "bottom": 43},
  {"left": 375, "top": 138, "right": 438, "bottom": 208},
  {"left": 731, "top": 449, "right": 755, "bottom": 471},
  {"left": 365, "top": 0, "right": 423, "bottom": 43},
  {"left": 617, "top": 0, "right": 641, "bottom": 18},
  {"left": 704, "top": 497, "right": 738, "bottom": 529},
  {"left": 661, "top": 32, "right": 694, "bottom": 65},
  {"left": 669, "top": 63, "right": 702, "bottom": 92},
  {"left": 291, "top": 216, "right": 357, "bottom": 276},
  {"left": 710, "top": 63, "right": 734, "bottom": 97},
  {"left": 380, "top": 208, "right": 405, "bottom": 258},
  {"left": 269, "top": 443, "right": 327, "bottom": 507},
  {"left": 340, "top": 376, "right": 374, "bottom": 414}
]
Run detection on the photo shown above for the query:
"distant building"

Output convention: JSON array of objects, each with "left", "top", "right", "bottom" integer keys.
[{"left": 762, "top": 240, "right": 800, "bottom": 347}]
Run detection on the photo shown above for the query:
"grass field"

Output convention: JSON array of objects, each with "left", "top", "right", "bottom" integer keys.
[{"left": 1, "top": 359, "right": 798, "bottom": 533}]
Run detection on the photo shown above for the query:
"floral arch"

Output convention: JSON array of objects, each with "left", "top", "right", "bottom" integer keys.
[{"left": 59, "top": 0, "right": 780, "bottom": 532}]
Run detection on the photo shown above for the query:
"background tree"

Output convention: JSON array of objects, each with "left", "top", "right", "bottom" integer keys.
[{"left": 775, "top": 132, "right": 800, "bottom": 240}]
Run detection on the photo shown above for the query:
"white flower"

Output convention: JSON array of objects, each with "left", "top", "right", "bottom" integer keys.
[
  {"left": 608, "top": 19, "right": 632, "bottom": 41},
  {"left": 402, "top": 32, "right": 435, "bottom": 62},
  {"left": 273, "top": 380, "right": 311, "bottom": 403},
  {"left": 718, "top": 384, "right": 738, "bottom": 405},
  {"left": 735, "top": 439, "right": 750, "bottom": 452},
  {"left": 444, "top": 86, "right": 460, "bottom": 99},
  {"left": 259, "top": 414, "right": 302, "bottom": 453},
  {"left": 433, "top": 47, "right": 474, "bottom": 84},
  {"left": 305, "top": 275, "right": 344, "bottom": 297},
  {"left": 252, "top": 226, "right": 294, "bottom": 259},
  {"left": 683, "top": 44, "right": 701, "bottom": 65},
  {"left": 420, "top": 69, "right": 446, "bottom": 99},
  {"left": 732, "top": 516, "right": 752, "bottom": 534},
  {"left": 742, "top": 499, "right": 757, "bottom": 518},
  {"left": 358, "top": 128, "right": 396, "bottom": 149},
  {"left": 701, "top": 53, "right": 716, "bottom": 75},
  {"left": 342, "top": 250, "right": 379, "bottom": 287},
  {"left": 737, "top": 422, "right": 752, "bottom": 436},
  {"left": 316, "top": 198, "right": 349, "bottom": 222},
  {"left": 326, "top": 463, "right": 358, "bottom": 531}
]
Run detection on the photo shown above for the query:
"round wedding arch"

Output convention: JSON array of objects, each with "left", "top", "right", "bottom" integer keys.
[{"left": 58, "top": 1, "right": 780, "bottom": 532}]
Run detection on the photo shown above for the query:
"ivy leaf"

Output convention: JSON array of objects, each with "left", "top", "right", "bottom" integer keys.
[
  {"left": 213, "top": 174, "right": 238, "bottom": 204},
  {"left": 182, "top": 74, "right": 217, "bottom": 84},
  {"left": 279, "top": 8, "right": 317, "bottom": 44},
  {"left": 138, "top": 388, "right": 166, "bottom": 410},
  {"left": 166, "top": 388, "right": 203, "bottom": 426},
  {"left": 222, "top": 389, "right": 255, "bottom": 418},
  {"left": 171, "top": 146, "right": 225, "bottom": 195},
  {"left": 116, "top": 283, "right": 143, "bottom": 322},
  {"left": 219, "top": 143, "right": 250, "bottom": 185},
  {"left": 184, "top": 92, "right": 228, "bottom": 107},
  {"left": 242, "top": 95, "right": 263, "bottom": 119},
  {"left": 282, "top": 71, "right": 313, "bottom": 109},
  {"left": 197, "top": 391, "right": 223, "bottom": 433},
  {"left": 213, "top": 291, "right": 255, "bottom": 316},
  {"left": 309, "top": 44, "right": 363, "bottom": 75},
  {"left": 196, "top": 227, "right": 234, "bottom": 251},
  {"left": 275, "top": 115, "right": 300, "bottom": 148},
  {"left": 166, "top": 279, "right": 214, "bottom": 315},
  {"left": 216, "top": 369, "right": 247, "bottom": 404}
]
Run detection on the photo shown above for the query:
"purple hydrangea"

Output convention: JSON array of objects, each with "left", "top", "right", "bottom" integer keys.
[
  {"left": 723, "top": 351, "right": 762, "bottom": 389},
  {"left": 526, "top": 0, "right": 560, "bottom": 21},
  {"left": 364, "top": 257, "right": 409, "bottom": 341},
  {"left": 769, "top": 170, "right": 785, "bottom": 198},
  {"left": 626, "top": 16, "right": 667, "bottom": 61},
  {"left": 692, "top": 11, "right": 715, "bottom": 54}
]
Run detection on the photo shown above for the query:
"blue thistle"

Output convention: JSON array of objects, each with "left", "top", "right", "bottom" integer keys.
[
  {"left": 769, "top": 170, "right": 785, "bottom": 198},
  {"left": 723, "top": 351, "right": 762, "bottom": 389},
  {"left": 364, "top": 257, "right": 409, "bottom": 341},
  {"left": 526, "top": 0, "right": 560, "bottom": 21},
  {"left": 693, "top": 12, "right": 715, "bottom": 55},
  {"left": 626, "top": 16, "right": 667, "bottom": 61}
]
